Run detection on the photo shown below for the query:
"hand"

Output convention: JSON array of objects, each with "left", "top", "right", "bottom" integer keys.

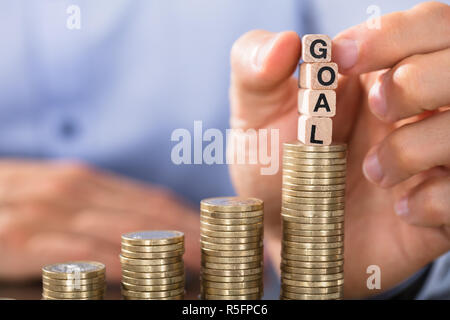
[
  {"left": 0, "top": 160, "right": 200, "bottom": 282},
  {"left": 229, "top": 1, "right": 450, "bottom": 298}
]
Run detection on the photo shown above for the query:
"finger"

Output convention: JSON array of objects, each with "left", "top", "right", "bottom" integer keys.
[
  {"left": 333, "top": 75, "right": 362, "bottom": 142},
  {"left": 363, "top": 110, "right": 450, "bottom": 187},
  {"left": 369, "top": 48, "right": 450, "bottom": 122},
  {"left": 230, "top": 30, "right": 301, "bottom": 129},
  {"left": 395, "top": 176, "right": 450, "bottom": 227},
  {"left": 333, "top": 1, "right": 450, "bottom": 74}
]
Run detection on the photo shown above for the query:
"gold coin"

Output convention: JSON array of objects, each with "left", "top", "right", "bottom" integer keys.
[
  {"left": 121, "top": 242, "right": 184, "bottom": 253},
  {"left": 119, "top": 255, "right": 181, "bottom": 266},
  {"left": 281, "top": 214, "right": 344, "bottom": 224},
  {"left": 282, "top": 240, "right": 344, "bottom": 249},
  {"left": 283, "top": 246, "right": 343, "bottom": 256},
  {"left": 282, "top": 163, "right": 347, "bottom": 172},
  {"left": 283, "top": 150, "right": 346, "bottom": 159},
  {"left": 283, "top": 142, "right": 347, "bottom": 153},
  {"left": 201, "top": 209, "right": 263, "bottom": 219},
  {"left": 122, "top": 275, "right": 184, "bottom": 286},
  {"left": 201, "top": 267, "right": 263, "bottom": 277},
  {"left": 201, "top": 255, "right": 262, "bottom": 264},
  {"left": 202, "top": 293, "right": 261, "bottom": 300},
  {"left": 200, "top": 228, "right": 263, "bottom": 238},
  {"left": 200, "top": 215, "right": 263, "bottom": 226},
  {"left": 200, "top": 197, "right": 263, "bottom": 212},
  {"left": 121, "top": 262, "right": 184, "bottom": 273},
  {"left": 283, "top": 182, "right": 346, "bottom": 191},
  {"left": 200, "top": 273, "right": 262, "bottom": 283},
  {"left": 282, "top": 253, "right": 344, "bottom": 262},
  {"left": 282, "top": 188, "right": 345, "bottom": 198},
  {"left": 281, "top": 201, "right": 345, "bottom": 211},
  {"left": 201, "top": 286, "right": 261, "bottom": 296},
  {"left": 42, "top": 294, "right": 103, "bottom": 300},
  {"left": 200, "top": 240, "right": 263, "bottom": 251},
  {"left": 282, "top": 272, "right": 343, "bottom": 281},
  {"left": 42, "top": 288, "right": 104, "bottom": 299},
  {"left": 283, "top": 234, "right": 344, "bottom": 243},
  {"left": 121, "top": 287, "right": 184, "bottom": 299},
  {"left": 281, "top": 278, "right": 344, "bottom": 288},
  {"left": 42, "top": 275, "right": 105, "bottom": 286},
  {"left": 283, "top": 157, "right": 346, "bottom": 166},
  {"left": 282, "top": 216, "right": 344, "bottom": 226},
  {"left": 281, "top": 212, "right": 345, "bottom": 225},
  {"left": 281, "top": 292, "right": 343, "bottom": 300},
  {"left": 283, "top": 228, "right": 343, "bottom": 237},
  {"left": 283, "top": 175, "right": 346, "bottom": 186},
  {"left": 123, "top": 294, "right": 184, "bottom": 300},
  {"left": 201, "top": 261, "right": 262, "bottom": 270},
  {"left": 201, "top": 279, "right": 261, "bottom": 289},
  {"left": 42, "top": 282, "right": 105, "bottom": 292},
  {"left": 281, "top": 259, "right": 343, "bottom": 268},
  {"left": 281, "top": 206, "right": 344, "bottom": 218},
  {"left": 121, "top": 230, "right": 184, "bottom": 246},
  {"left": 121, "top": 281, "right": 184, "bottom": 292},
  {"left": 282, "top": 194, "right": 345, "bottom": 204},
  {"left": 281, "top": 265, "right": 343, "bottom": 275},
  {"left": 281, "top": 284, "right": 342, "bottom": 294},
  {"left": 120, "top": 249, "right": 184, "bottom": 259},
  {"left": 201, "top": 247, "right": 263, "bottom": 258},
  {"left": 283, "top": 220, "right": 344, "bottom": 230},
  {"left": 42, "top": 261, "right": 105, "bottom": 280},
  {"left": 200, "top": 221, "right": 263, "bottom": 232},
  {"left": 201, "top": 234, "right": 263, "bottom": 244},
  {"left": 200, "top": 232, "right": 264, "bottom": 244},
  {"left": 121, "top": 269, "right": 184, "bottom": 279},
  {"left": 282, "top": 170, "right": 346, "bottom": 179}
]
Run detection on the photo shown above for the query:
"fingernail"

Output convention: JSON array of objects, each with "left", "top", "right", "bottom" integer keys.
[
  {"left": 363, "top": 148, "right": 384, "bottom": 184},
  {"left": 369, "top": 75, "right": 388, "bottom": 119},
  {"left": 253, "top": 33, "right": 279, "bottom": 71},
  {"left": 395, "top": 196, "right": 409, "bottom": 217},
  {"left": 333, "top": 38, "right": 358, "bottom": 71}
]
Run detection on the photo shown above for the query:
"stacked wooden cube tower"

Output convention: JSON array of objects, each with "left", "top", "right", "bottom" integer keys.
[{"left": 298, "top": 35, "right": 338, "bottom": 146}]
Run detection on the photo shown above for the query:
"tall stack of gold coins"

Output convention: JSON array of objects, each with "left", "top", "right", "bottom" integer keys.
[
  {"left": 280, "top": 142, "right": 346, "bottom": 300},
  {"left": 200, "top": 197, "right": 264, "bottom": 300},
  {"left": 42, "top": 261, "right": 106, "bottom": 300},
  {"left": 120, "top": 231, "right": 185, "bottom": 300}
]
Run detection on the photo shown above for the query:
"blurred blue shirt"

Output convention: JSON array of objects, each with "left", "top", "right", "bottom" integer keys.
[{"left": 0, "top": 0, "right": 448, "bottom": 299}]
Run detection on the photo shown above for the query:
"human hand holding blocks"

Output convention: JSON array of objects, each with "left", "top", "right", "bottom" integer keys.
[{"left": 297, "top": 34, "right": 337, "bottom": 145}]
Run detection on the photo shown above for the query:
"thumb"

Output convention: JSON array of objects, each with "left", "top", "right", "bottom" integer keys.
[{"left": 230, "top": 30, "right": 301, "bottom": 129}]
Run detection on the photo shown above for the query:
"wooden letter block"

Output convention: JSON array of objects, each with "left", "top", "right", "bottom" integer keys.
[
  {"left": 299, "top": 62, "right": 338, "bottom": 89},
  {"left": 298, "top": 89, "right": 336, "bottom": 117},
  {"left": 297, "top": 115, "right": 332, "bottom": 146},
  {"left": 302, "top": 34, "right": 331, "bottom": 63}
]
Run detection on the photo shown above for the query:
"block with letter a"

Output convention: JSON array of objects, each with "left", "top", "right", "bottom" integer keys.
[{"left": 298, "top": 89, "right": 336, "bottom": 117}]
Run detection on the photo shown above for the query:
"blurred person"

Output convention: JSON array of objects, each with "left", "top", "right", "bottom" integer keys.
[{"left": 0, "top": 0, "right": 449, "bottom": 299}]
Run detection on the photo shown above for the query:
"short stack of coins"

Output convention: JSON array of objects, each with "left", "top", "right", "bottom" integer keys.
[
  {"left": 120, "top": 230, "right": 185, "bottom": 300},
  {"left": 280, "top": 141, "right": 346, "bottom": 300},
  {"left": 42, "top": 261, "right": 106, "bottom": 300},
  {"left": 200, "top": 197, "right": 264, "bottom": 300}
]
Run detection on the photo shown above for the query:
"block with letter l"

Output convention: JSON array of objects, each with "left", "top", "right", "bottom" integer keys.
[{"left": 297, "top": 115, "right": 332, "bottom": 146}]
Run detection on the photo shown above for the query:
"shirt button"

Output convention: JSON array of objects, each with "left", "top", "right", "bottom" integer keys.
[{"left": 59, "top": 119, "right": 79, "bottom": 140}]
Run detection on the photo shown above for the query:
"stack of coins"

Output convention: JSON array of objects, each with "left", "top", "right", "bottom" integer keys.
[
  {"left": 42, "top": 261, "right": 106, "bottom": 300},
  {"left": 280, "top": 141, "right": 346, "bottom": 300},
  {"left": 200, "top": 197, "right": 264, "bottom": 300},
  {"left": 120, "top": 231, "right": 185, "bottom": 300}
]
